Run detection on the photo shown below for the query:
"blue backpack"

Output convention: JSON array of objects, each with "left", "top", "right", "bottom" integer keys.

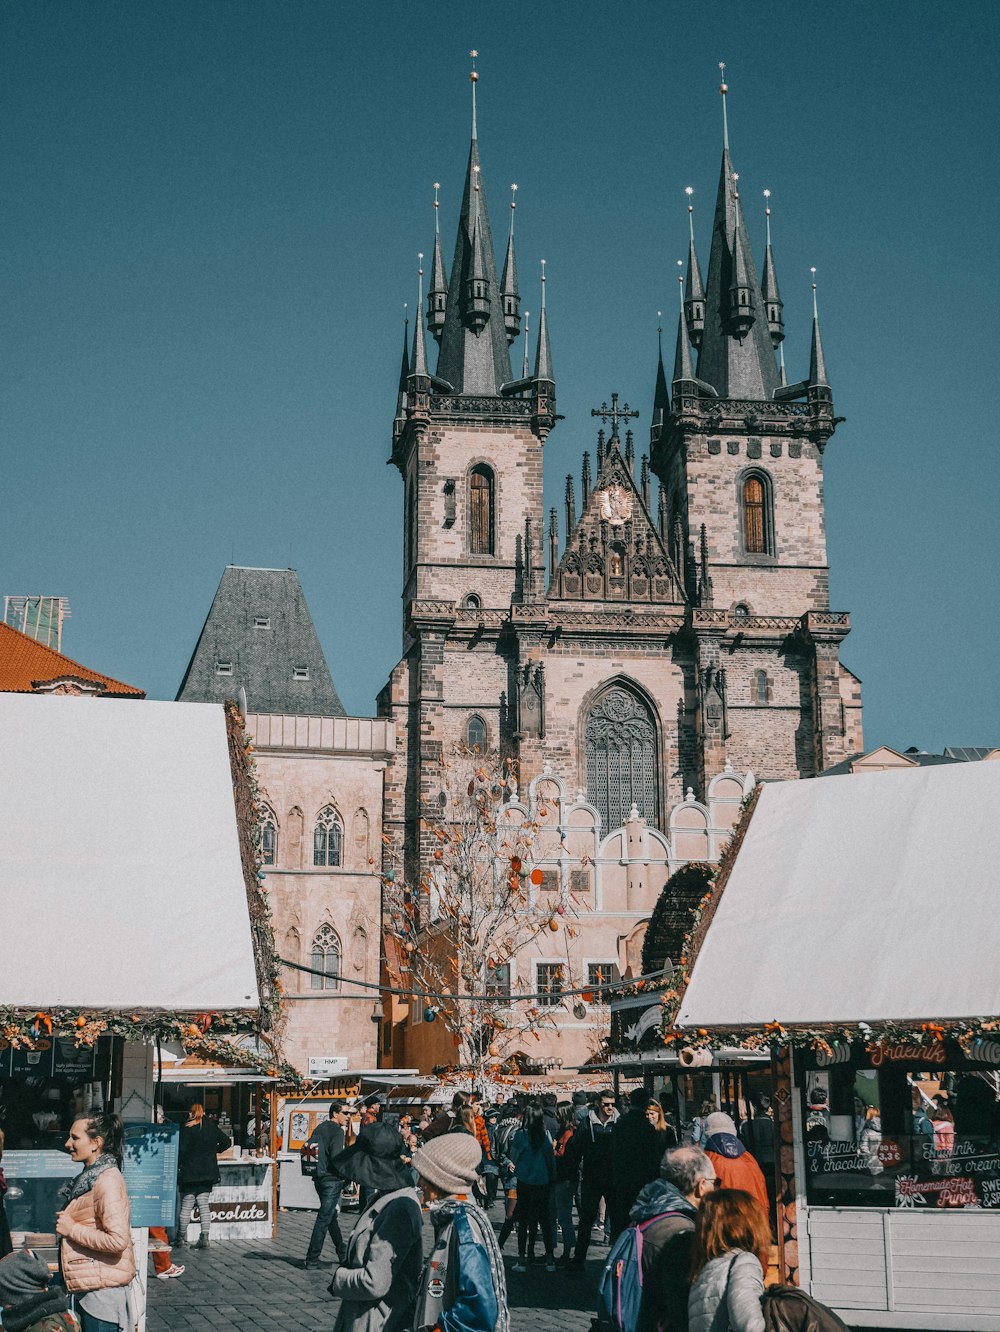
[
  {"left": 415, "top": 1204, "right": 499, "bottom": 1332},
  {"left": 597, "top": 1211, "right": 685, "bottom": 1332}
]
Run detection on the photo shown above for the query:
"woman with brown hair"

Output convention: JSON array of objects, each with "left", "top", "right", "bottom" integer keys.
[{"left": 687, "top": 1188, "right": 769, "bottom": 1332}]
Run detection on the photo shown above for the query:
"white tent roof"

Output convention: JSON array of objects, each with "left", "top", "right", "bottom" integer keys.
[
  {"left": 2, "top": 695, "right": 260, "bottom": 1011},
  {"left": 677, "top": 760, "right": 1000, "bottom": 1029}
]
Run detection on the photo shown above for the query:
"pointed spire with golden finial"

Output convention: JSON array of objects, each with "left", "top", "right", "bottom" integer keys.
[
  {"left": 470, "top": 48, "right": 478, "bottom": 140},
  {"left": 674, "top": 263, "right": 695, "bottom": 384},
  {"left": 652, "top": 304, "right": 669, "bottom": 428},
  {"left": 522, "top": 310, "right": 530, "bottom": 378},
  {"left": 719, "top": 60, "right": 730, "bottom": 154}
]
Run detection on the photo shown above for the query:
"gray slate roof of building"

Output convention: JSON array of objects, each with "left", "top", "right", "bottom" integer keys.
[{"left": 176, "top": 567, "right": 345, "bottom": 717}]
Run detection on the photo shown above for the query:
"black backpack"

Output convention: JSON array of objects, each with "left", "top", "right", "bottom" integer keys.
[{"left": 762, "top": 1285, "right": 851, "bottom": 1332}]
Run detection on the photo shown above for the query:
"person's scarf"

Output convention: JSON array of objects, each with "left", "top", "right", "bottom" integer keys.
[
  {"left": 1, "top": 1288, "right": 71, "bottom": 1332},
  {"left": 59, "top": 1153, "right": 119, "bottom": 1202}
]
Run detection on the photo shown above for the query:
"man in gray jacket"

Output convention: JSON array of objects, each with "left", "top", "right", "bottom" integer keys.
[
  {"left": 305, "top": 1101, "right": 349, "bottom": 1268},
  {"left": 630, "top": 1146, "right": 717, "bottom": 1332}
]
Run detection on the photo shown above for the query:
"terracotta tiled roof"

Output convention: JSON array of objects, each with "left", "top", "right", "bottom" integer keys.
[{"left": 0, "top": 622, "right": 144, "bottom": 696}]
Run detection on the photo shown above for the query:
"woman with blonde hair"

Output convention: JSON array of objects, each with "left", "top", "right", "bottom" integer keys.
[
  {"left": 175, "top": 1104, "right": 231, "bottom": 1250},
  {"left": 687, "top": 1188, "right": 769, "bottom": 1332}
]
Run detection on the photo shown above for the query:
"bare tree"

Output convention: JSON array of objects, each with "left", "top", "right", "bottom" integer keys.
[{"left": 383, "top": 753, "right": 581, "bottom": 1086}]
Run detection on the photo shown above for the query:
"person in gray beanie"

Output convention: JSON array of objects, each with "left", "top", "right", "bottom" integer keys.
[
  {"left": 412, "top": 1134, "right": 508, "bottom": 1332},
  {"left": 0, "top": 1249, "right": 79, "bottom": 1332}
]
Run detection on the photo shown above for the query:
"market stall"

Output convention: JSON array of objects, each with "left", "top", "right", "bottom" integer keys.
[
  {"left": 0, "top": 695, "right": 280, "bottom": 1309},
  {"left": 669, "top": 760, "right": 1000, "bottom": 1331}
]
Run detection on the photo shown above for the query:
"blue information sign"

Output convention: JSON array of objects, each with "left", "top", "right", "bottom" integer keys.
[{"left": 122, "top": 1121, "right": 179, "bottom": 1228}]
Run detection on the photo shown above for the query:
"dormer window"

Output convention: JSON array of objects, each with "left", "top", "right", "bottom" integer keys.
[
  {"left": 216, "top": 661, "right": 233, "bottom": 676},
  {"left": 253, "top": 616, "right": 271, "bottom": 630},
  {"left": 293, "top": 666, "right": 309, "bottom": 681}
]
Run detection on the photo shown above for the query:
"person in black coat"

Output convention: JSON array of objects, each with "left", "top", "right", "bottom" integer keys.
[
  {"left": 607, "top": 1088, "right": 663, "bottom": 1241},
  {"left": 175, "top": 1104, "right": 231, "bottom": 1249},
  {"left": 304, "top": 1101, "right": 350, "bottom": 1268}
]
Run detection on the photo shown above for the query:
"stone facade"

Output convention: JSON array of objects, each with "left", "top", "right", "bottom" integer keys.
[
  {"left": 377, "top": 86, "right": 864, "bottom": 1079},
  {"left": 246, "top": 712, "right": 394, "bottom": 1075}
]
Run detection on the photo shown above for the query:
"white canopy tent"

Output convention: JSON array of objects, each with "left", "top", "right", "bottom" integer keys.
[
  {"left": 2, "top": 694, "right": 260, "bottom": 1013},
  {"left": 676, "top": 760, "right": 1000, "bottom": 1030}
]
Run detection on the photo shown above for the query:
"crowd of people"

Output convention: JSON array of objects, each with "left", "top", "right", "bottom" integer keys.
[
  {"left": 298, "top": 1084, "right": 777, "bottom": 1332},
  {"left": 0, "top": 1087, "right": 777, "bottom": 1332}
]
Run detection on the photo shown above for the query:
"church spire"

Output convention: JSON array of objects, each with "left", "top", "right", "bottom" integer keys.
[
  {"left": 500, "top": 184, "right": 521, "bottom": 344},
  {"left": 427, "top": 184, "right": 448, "bottom": 342},
  {"left": 683, "top": 188, "right": 705, "bottom": 347},
  {"left": 695, "top": 66, "right": 780, "bottom": 401},
  {"left": 652, "top": 309, "right": 670, "bottom": 430},
  {"left": 410, "top": 256, "right": 429, "bottom": 378},
  {"left": 394, "top": 304, "right": 409, "bottom": 426},
  {"left": 522, "top": 310, "right": 530, "bottom": 378},
  {"left": 533, "top": 260, "right": 554, "bottom": 382},
  {"left": 434, "top": 54, "right": 513, "bottom": 395},
  {"left": 761, "top": 190, "right": 784, "bottom": 348},
  {"left": 808, "top": 269, "right": 829, "bottom": 387},
  {"left": 673, "top": 270, "right": 696, "bottom": 389}
]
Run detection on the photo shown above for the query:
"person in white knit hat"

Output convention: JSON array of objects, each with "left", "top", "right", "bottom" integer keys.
[{"left": 411, "top": 1133, "right": 508, "bottom": 1332}]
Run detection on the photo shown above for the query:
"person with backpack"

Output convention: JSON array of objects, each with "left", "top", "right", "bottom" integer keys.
[
  {"left": 567, "top": 1089, "right": 618, "bottom": 1271},
  {"left": 328, "top": 1125, "right": 423, "bottom": 1332},
  {"left": 411, "top": 1132, "right": 508, "bottom": 1332}
]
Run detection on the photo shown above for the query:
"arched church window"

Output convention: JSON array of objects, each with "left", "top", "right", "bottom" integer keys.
[
  {"left": 259, "top": 806, "right": 277, "bottom": 866},
  {"left": 313, "top": 806, "right": 342, "bottom": 867},
  {"left": 469, "top": 466, "right": 495, "bottom": 555},
  {"left": 585, "top": 686, "right": 659, "bottom": 830},
  {"left": 310, "top": 924, "right": 341, "bottom": 991},
  {"left": 464, "top": 593, "right": 481, "bottom": 610},
  {"left": 466, "top": 715, "right": 487, "bottom": 753},
  {"left": 742, "top": 473, "right": 773, "bottom": 555},
  {"left": 753, "top": 670, "right": 769, "bottom": 705}
]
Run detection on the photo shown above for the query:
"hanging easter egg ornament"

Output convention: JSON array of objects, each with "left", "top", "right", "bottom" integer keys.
[
  {"left": 530, "top": 868, "right": 544, "bottom": 885},
  {"left": 548, "top": 918, "right": 559, "bottom": 932}
]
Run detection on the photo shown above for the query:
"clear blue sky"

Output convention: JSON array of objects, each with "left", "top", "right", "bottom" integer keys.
[{"left": 3, "top": 1, "right": 998, "bottom": 752}]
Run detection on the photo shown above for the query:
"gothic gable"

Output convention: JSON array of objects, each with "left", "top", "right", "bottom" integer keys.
[{"left": 551, "top": 442, "right": 685, "bottom": 604}]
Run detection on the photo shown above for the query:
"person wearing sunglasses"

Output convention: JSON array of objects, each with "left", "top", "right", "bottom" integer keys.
[{"left": 565, "top": 1091, "right": 619, "bottom": 1272}]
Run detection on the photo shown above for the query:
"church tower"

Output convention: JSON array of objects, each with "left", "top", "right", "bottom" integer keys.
[
  {"left": 381, "top": 57, "right": 556, "bottom": 885},
  {"left": 650, "top": 67, "right": 862, "bottom": 790}
]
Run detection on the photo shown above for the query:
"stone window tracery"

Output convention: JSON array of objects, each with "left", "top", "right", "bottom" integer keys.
[
  {"left": 313, "top": 805, "right": 342, "bottom": 867},
  {"left": 310, "top": 923, "right": 341, "bottom": 991},
  {"left": 585, "top": 686, "right": 658, "bottom": 830}
]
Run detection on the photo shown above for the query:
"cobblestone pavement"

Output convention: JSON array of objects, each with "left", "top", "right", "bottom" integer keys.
[{"left": 147, "top": 1207, "right": 605, "bottom": 1332}]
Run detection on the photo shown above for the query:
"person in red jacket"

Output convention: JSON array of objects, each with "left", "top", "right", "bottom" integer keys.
[{"left": 701, "top": 1113, "right": 770, "bottom": 1219}]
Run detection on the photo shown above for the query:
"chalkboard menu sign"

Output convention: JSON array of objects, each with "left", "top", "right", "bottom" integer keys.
[
  {"left": 2, "top": 1150, "right": 78, "bottom": 1234},
  {"left": 122, "top": 1121, "right": 179, "bottom": 1228}
]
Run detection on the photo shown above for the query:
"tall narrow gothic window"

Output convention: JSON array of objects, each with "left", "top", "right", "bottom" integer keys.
[
  {"left": 585, "top": 686, "right": 659, "bottom": 830},
  {"left": 742, "top": 474, "right": 772, "bottom": 555},
  {"left": 469, "top": 466, "right": 494, "bottom": 555},
  {"left": 753, "top": 670, "right": 769, "bottom": 705},
  {"left": 259, "top": 806, "right": 277, "bottom": 866},
  {"left": 313, "top": 806, "right": 342, "bottom": 867},
  {"left": 466, "top": 715, "right": 487, "bottom": 752},
  {"left": 310, "top": 924, "right": 341, "bottom": 991}
]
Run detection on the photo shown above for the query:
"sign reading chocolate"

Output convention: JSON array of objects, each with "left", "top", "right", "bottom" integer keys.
[{"left": 191, "top": 1200, "right": 270, "bottom": 1225}]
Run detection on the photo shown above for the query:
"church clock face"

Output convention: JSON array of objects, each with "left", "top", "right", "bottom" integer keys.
[{"left": 597, "top": 484, "right": 632, "bottom": 526}]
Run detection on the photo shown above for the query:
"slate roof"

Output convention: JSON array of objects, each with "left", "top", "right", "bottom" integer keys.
[
  {"left": 0, "top": 622, "right": 144, "bottom": 696},
  {"left": 176, "top": 567, "right": 345, "bottom": 716}
]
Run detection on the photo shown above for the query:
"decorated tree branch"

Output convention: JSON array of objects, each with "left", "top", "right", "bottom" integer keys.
[{"left": 383, "top": 752, "right": 583, "bottom": 1088}]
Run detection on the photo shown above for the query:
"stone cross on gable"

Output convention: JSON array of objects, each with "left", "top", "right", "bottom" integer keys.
[{"left": 591, "top": 392, "right": 639, "bottom": 441}]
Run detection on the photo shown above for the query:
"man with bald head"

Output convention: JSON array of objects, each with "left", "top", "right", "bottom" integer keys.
[{"left": 629, "top": 1146, "right": 717, "bottom": 1332}]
